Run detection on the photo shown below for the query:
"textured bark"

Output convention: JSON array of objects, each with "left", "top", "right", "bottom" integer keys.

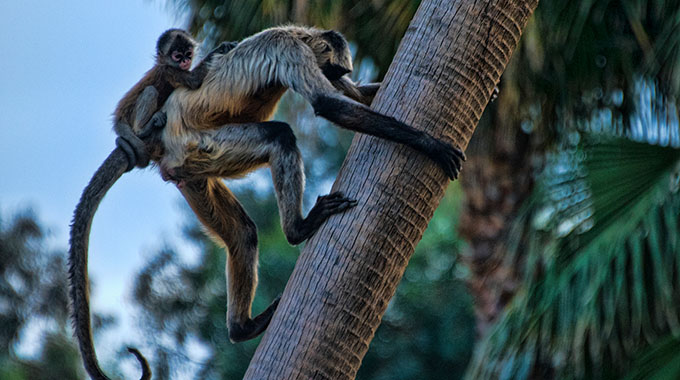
[{"left": 244, "top": 0, "right": 539, "bottom": 378}]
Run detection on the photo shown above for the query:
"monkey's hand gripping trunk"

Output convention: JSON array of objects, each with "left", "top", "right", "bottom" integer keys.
[{"left": 69, "top": 147, "right": 152, "bottom": 380}]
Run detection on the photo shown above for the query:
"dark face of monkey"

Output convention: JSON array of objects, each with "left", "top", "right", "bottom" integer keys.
[
  {"left": 316, "top": 30, "right": 353, "bottom": 80},
  {"left": 156, "top": 28, "right": 197, "bottom": 71}
]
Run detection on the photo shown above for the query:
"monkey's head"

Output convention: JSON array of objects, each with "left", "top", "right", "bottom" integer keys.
[
  {"left": 309, "top": 30, "right": 353, "bottom": 81},
  {"left": 156, "top": 28, "right": 198, "bottom": 71}
]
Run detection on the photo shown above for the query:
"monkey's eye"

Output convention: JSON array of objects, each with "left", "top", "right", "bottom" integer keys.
[
  {"left": 322, "top": 45, "right": 332, "bottom": 53},
  {"left": 171, "top": 52, "right": 182, "bottom": 61},
  {"left": 185, "top": 51, "right": 193, "bottom": 59}
]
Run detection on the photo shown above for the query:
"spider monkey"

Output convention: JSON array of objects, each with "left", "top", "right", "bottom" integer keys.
[
  {"left": 70, "top": 25, "right": 465, "bottom": 379},
  {"left": 68, "top": 29, "right": 235, "bottom": 380},
  {"left": 154, "top": 25, "right": 466, "bottom": 343}
]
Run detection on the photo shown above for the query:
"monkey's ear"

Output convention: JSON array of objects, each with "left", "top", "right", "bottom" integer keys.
[
  {"left": 321, "top": 30, "right": 342, "bottom": 39},
  {"left": 321, "top": 30, "right": 346, "bottom": 50}
]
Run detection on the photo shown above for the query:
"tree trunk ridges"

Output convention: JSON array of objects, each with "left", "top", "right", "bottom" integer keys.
[{"left": 244, "top": 0, "right": 539, "bottom": 379}]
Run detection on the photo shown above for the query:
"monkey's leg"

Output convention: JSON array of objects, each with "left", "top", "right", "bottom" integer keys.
[
  {"left": 169, "top": 121, "right": 356, "bottom": 245},
  {"left": 113, "top": 86, "right": 159, "bottom": 170},
  {"left": 132, "top": 86, "right": 160, "bottom": 133},
  {"left": 261, "top": 123, "right": 358, "bottom": 244},
  {"left": 179, "top": 178, "right": 280, "bottom": 342}
]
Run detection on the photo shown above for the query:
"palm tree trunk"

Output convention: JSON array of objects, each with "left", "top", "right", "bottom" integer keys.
[
  {"left": 459, "top": 108, "right": 537, "bottom": 335},
  {"left": 244, "top": 0, "right": 539, "bottom": 378}
]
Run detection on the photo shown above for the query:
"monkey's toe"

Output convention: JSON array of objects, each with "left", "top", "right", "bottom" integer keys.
[
  {"left": 310, "top": 192, "right": 357, "bottom": 219},
  {"left": 286, "top": 193, "right": 357, "bottom": 245},
  {"left": 229, "top": 296, "right": 281, "bottom": 343}
]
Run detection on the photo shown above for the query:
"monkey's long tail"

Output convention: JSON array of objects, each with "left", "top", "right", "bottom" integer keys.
[{"left": 69, "top": 147, "right": 152, "bottom": 380}]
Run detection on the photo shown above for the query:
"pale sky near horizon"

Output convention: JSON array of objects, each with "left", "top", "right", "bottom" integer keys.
[{"left": 0, "top": 0, "right": 208, "bottom": 373}]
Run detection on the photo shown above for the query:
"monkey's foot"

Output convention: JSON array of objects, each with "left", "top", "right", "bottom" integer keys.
[
  {"left": 138, "top": 111, "right": 167, "bottom": 139},
  {"left": 287, "top": 192, "right": 358, "bottom": 245},
  {"left": 229, "top": 296, "right": 281, "bottom": 342},
  {"left": 491, "top": 85, "right": 500, "bottom": 102},
  {"left": 215, "top": 41, "right": 238, "bottom": 54},
  {"left": 427, "top": 139, "right": 466, "bottom": 180}
]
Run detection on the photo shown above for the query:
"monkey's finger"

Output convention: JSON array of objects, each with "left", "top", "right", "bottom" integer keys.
[
  {"left": 137, "top": 125, "right": 153, "bottom": 139},
  {"left": 138, "top": 112, "right": 167, "bottom": 139},
  {"left": 320, "top": 191, "right": 346, "bottom": 200},
  {"left": 454, "top": 147, "right": 466, "bottom": 162},
  {"left": 434, "top": 155, "right": 453, "bottom": 180}
]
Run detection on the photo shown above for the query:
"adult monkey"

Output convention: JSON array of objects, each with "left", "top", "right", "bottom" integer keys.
[
  {"left": 156, "top": 25, "right": 465, "bottom": 342},
  {"left": 69, "top": 25, "right": 464, "bottom": 380}
]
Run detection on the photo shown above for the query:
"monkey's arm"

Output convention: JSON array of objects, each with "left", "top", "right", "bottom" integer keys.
[
  {"left": 275, "top": 38, "right": 464, "bottom": 179},
  {"left": 312, "top": 94, "right": 464, "bottom": 179},
  {"left": 331, "top": 76, "right": 381, "bottom": 106},
  {"left": 171, "top": 41, "right": 239, "bottom": 90},
  {"left": 114, "top": 86, "right": 165, "bottom": 170}
]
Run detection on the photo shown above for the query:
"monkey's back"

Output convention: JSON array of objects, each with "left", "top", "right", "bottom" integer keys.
[{"left": 160, "top": 25, "right": 336, "bottom": 167}]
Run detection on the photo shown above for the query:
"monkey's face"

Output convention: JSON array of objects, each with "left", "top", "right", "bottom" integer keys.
[
  {"left": 314, "top": 31, "right": 353, "bottom": 81},
  {"left": 171, "top": 48, "right": 194, "bottom": 71},
  {"left": 157, "top": 29, "right": 197, "bottom": 71}
]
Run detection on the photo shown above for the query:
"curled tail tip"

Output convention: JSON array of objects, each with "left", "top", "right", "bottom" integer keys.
[{"left": 126, "top": 347, "right": 152, "bottom": 380}]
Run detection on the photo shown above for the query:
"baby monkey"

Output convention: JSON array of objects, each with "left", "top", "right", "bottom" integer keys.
[
  {"left": 113, "top": 28, "right": 235, "bottom": 170},
  {"left": 69, "top": 29, "right": 235, "bottom": 380}
]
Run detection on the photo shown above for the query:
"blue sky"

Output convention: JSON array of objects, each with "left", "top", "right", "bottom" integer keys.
[{"left": 0, "top": 0, "right": 204, "bottom": 370}]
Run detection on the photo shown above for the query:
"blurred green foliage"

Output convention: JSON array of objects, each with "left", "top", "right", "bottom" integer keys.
[
  {"left": 463, "top": 0, "right": 680, "bottom": 376},
  {"left": 130, "top": 178, "right": 473, "bottom": 379},
  {"left": 0, "top": 210, "right": 86, "bottom": 380}
]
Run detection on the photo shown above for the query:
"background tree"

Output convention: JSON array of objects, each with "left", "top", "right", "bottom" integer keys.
[
  {"left": 461, "top": 0, "right": 680, "bottom": 336},
  {"left": 0, "top": 209, "right": 105, "bottom": 380},
  {"left": 461, "top": 0, "right": 680, "bottom": 377}
]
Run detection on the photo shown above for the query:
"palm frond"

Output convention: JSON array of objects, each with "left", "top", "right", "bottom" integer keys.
[
  {"left": 623, "top": 335, "right": 680, "bottom": 380},
  {"left": 465, "top": 82, "right": 680, "bottom": 380}
]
